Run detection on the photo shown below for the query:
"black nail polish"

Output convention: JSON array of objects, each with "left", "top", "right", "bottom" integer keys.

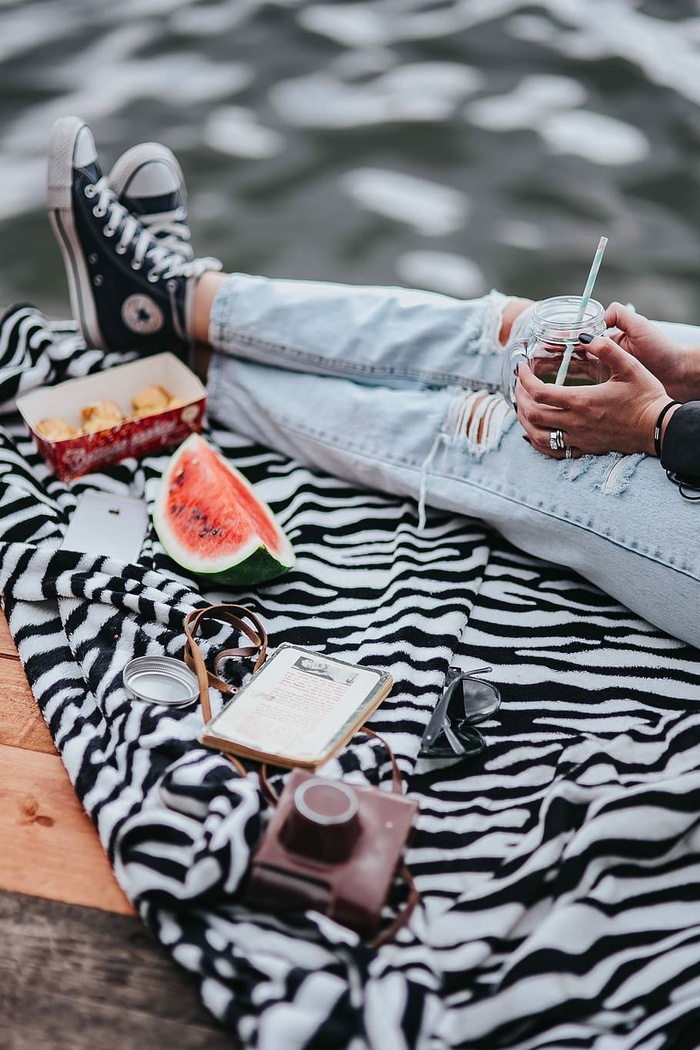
[
  {"left": 522, "top": 435, "right": 532, "bottom": 445},
  {"left": 578, "top": 332, "right": 594, "bottom": 344}
]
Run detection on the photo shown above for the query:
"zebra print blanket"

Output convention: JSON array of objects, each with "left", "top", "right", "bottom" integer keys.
[{"left": 1, "top": 304, "right": 700, "bottom": 1049}]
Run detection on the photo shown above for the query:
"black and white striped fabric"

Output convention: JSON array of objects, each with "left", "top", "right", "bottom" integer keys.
[{"left": 1, "top": 303, "right": 699, "bottom": 1049}]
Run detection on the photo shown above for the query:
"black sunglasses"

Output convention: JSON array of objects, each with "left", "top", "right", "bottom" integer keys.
[{"left": 419, "top": 665, "right": 501, "bottom": 758}]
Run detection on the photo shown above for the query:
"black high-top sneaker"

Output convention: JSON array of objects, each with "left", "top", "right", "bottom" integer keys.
[
  {"left": 109, "top": 141, "right": 197, "bottom": 260},
  {"left": 47, "top": 116, "right": 220, "bottom": 357}
]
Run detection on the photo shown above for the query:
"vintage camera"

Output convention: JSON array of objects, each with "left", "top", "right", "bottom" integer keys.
[{"left": 244, "top": 770, "right": 418, "bottom": 938}]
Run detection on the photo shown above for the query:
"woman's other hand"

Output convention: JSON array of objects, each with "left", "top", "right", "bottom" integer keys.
[
  {"left": 516, "top": 334, "right": 671, "bottom": 458},
  {"left": 605, "top": 302, "right": 696, "bottom": 401}
]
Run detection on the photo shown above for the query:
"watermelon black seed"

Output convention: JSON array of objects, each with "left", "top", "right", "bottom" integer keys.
[{"left": 199, "top": 525, "right": 223, "bottom": 537}]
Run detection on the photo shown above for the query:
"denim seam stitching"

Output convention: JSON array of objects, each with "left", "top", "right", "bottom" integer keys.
[{"left": 214, "top": 327, "right": 502, "bottom": 389}]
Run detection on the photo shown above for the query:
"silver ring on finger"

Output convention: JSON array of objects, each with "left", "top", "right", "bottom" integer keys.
[
  {"left": 565, "top": 446, "right": 573, "bottom": 460},
  {"left": 549, "top": 429, "right": 565, "bottom": 451}
]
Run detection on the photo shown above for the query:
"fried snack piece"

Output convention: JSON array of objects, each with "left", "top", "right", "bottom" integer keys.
[
  {"left": 36, "top": 417, "right": 82, "bottom": 441},
  {"left": 131, "top": 385, "right": 171, "bottom": 417},
  {"left": 81, "top": 399, "right": 124, "bottom": 433}
]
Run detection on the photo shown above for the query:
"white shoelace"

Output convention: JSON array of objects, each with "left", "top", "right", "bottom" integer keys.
[
  {"left": 139, "top": 206, "right": 193, "bottom": 257},
  {"left": 85, "top": 178, "right": 220, "bottom": 282}
]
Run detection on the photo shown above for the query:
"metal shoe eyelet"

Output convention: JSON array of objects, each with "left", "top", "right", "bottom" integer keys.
[
  {"left": 84, "top": 185, "right": 96, "bottom": 198},
  {"left": 147, "top": 270, "right": 160, "bottom": 283},
  {"left": 103, "top": 226, "right": 116, "bottom": 238},
  {"left": 131, "top": 261, "right": 142, "bottom": 271},
  {"left": 115, "top": 245, "right": 127, "bottom": 255},
  {"left": 93, "top": 206, "right": 107, "bottom": 218}
]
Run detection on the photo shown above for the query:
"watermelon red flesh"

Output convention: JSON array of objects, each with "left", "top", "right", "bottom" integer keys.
[{"left": 154, "top": 434, "right": 295, "bottom": 584}]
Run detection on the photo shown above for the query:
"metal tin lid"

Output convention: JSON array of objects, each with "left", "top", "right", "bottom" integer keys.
[{"left": 123, "top": 656, "right": 199, "bottom": 708}]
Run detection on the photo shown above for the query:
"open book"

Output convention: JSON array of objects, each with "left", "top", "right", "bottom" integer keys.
[{"left": 199, "top": 644, "right": 393, "bottom": 769}]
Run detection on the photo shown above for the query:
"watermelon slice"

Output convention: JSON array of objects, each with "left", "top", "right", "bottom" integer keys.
[{"left": 153, "top": 433, "right": 295, "bottom": 585}]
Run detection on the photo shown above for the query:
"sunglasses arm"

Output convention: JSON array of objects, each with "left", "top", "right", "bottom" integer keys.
[
  {"left": 446, "top": 664, "right": 492, "bottom": 684},
  {"left": 420, "top": 687, "right": 454, "bottom": 750}
]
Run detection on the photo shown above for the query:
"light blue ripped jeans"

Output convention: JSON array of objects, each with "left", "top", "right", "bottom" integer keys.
[{"left": 207, "top": 274, "right": 700, "bottom": 649}]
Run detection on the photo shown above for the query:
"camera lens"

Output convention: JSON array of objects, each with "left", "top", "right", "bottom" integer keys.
[
  {"left": 280, "top": 778, "right": 361, "bottom": 863},
  {"left": 295, "top": 780, "right": 358, "bottom": 825}
]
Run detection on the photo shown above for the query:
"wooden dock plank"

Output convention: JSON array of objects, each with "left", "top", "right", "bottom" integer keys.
[
  {"left": 0, "top": 609, "right": 131, "bottom": 913},
  {"left": 0, "top": 616, "right": 241, "bottom": 1046},
  {"left": 0, "top": 611, "right": 55, "bottom": 753},
  {"left": 0, "top": 891, "right": 237, "bottom": 1050},
  {"left": 0, "top": 609, "right": 241, "bottom": 1045},
  {"left": 0, "top": 609, "right": 17, "bottom": 655},
  {"left": 0, "top": 650, "right": 56, "bottom": 754},
  {"left": 0, "top": 742, "right": 133, "bottom": 914}
]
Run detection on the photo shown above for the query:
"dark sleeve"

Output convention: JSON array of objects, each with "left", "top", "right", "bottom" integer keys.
[{"left": 660, "top": 401, "right": 700, "bottom": 479}]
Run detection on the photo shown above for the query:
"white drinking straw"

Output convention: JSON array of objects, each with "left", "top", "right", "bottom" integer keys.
[{"left": 555, "top": 235, "right": 608, "bottom": 385}]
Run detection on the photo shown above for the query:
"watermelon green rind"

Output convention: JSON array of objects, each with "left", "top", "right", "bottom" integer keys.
[{"left": 153, "top": 433, "right": 295, "bottom": 586}]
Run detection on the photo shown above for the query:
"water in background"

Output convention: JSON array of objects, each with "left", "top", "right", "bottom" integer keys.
[{"left": 0, "top": 0, "right": 699, "bottom": 324}]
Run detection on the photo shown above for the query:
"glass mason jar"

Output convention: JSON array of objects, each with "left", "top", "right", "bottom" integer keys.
[{"left": 501, "top": 295, "right": 609, "bottom": 406}]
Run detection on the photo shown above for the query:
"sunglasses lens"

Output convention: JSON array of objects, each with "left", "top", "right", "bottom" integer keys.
[
  {"left": 452, "top": 723, "right": 486, "bottom": 756},
  {"left": 452, "top": 678, "right": 501, "bottom": 722},
  {"left": 419, "top": 723, "right": 485, "bottom": 759},
  {"left": 419, "top": 672, "right": 501, "bottom": 758}
]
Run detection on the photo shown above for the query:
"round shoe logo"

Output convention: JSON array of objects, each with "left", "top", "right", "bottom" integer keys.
[{"left": 122, "top": 294, "right": 164, "bottom": 335}]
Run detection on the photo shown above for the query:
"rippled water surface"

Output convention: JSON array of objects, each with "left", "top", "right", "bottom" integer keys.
[{"left": 1, "top": 0, "right": 699, "bottom": 322}]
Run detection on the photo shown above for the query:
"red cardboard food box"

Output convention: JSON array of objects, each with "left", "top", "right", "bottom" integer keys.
[{"left": 17, "top": 352, "right": 207, "bottom": 481}]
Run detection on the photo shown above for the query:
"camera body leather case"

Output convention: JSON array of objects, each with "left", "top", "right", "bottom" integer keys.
[{"left": 244, "top": 769, "right": 418, "bottom": 937}]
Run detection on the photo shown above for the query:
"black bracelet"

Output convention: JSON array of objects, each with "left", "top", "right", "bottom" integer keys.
[{"left": 653, "top": 400, "right": 681, "bottom": 458}]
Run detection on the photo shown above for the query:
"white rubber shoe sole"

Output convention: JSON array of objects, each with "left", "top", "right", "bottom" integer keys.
[{"left": 47, "top": 115, "right": 105, "bottom": 349}]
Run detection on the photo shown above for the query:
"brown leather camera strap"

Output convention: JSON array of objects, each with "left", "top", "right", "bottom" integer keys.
[
  {"left": 183, "top": 603, "right": 268, "bottom": 717},
  {"left": 359, "top": 727, "right": 404, "bottom": 794},
  {"left": 184, "top": 603, "right": 268, "bottom": 778},
  {"left": 259, "top": 764, "right": 280, "bottom": 806},
  {"left": 259, "top": 726, "right": 404, "bottom": 807},
  {"left": 358, "top": 729, "right": 420, "bottom": 946},
  {"left": 370, "top": 864, "right": 420, "bottom": 949}
]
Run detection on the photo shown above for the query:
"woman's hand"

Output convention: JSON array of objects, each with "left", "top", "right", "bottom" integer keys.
[
  {"left": 515, "top": 333, "right": 671, "bottom": 458},
  {"left": 604, "top": 302, "right": 694, "bottom": 401}
]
